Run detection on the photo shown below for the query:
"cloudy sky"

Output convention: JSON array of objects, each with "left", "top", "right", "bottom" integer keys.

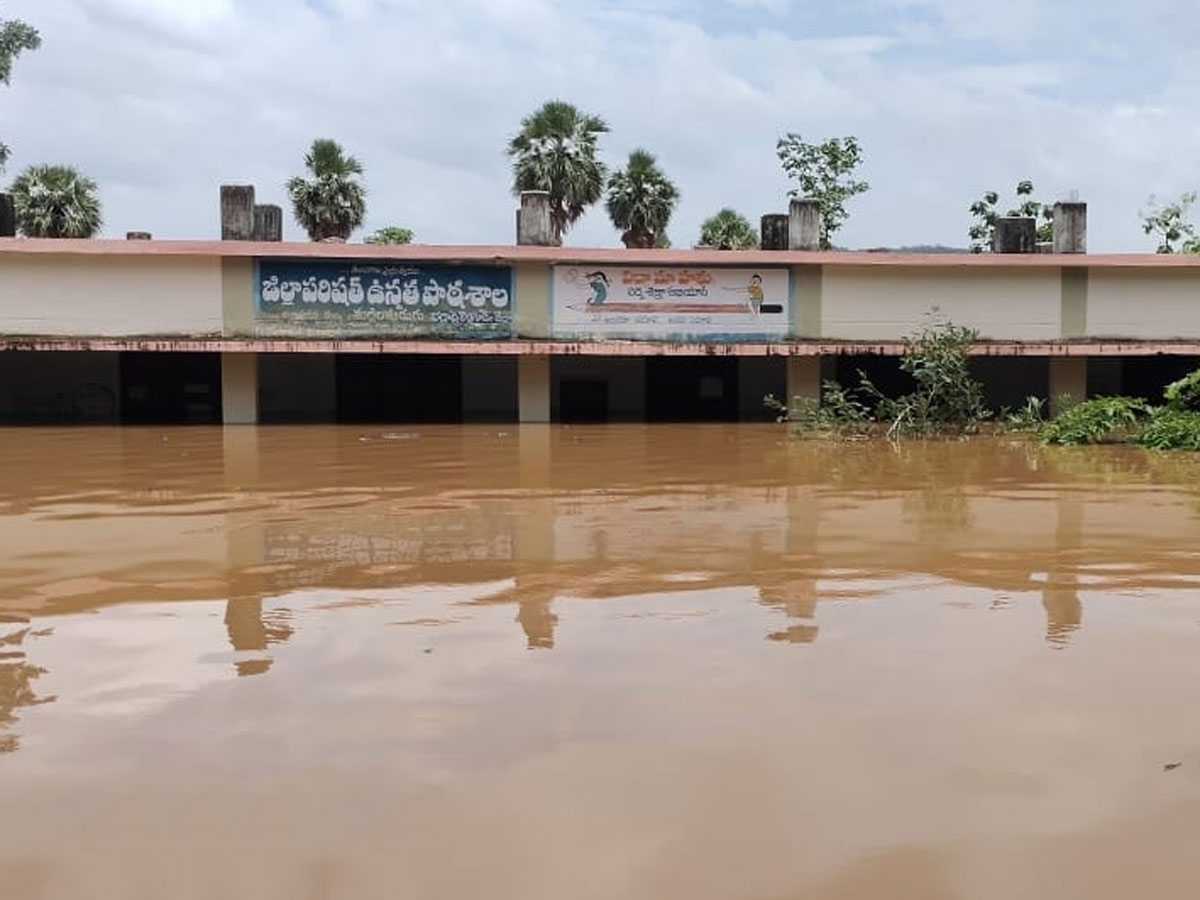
[{"left": 2, "top": 0, "right": 1198, "bottom": 250}]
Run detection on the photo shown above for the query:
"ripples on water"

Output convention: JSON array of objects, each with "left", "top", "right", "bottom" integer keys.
[{"left": 3, "top": 426, "right": 1200, "bottom": 899}]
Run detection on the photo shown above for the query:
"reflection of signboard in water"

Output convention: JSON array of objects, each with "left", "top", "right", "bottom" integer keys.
[
  {"left": 254, "top": 260, "right": 514, "bottom": 339},
  {"left": 551, "top": 266, "right": 789, "bottom": 340}
]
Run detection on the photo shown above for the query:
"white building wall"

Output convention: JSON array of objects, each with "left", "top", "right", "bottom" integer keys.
[
  {"left": 822, "top": 267, "right": 1062, "bottom": 341},
  {"left": 1088, "top": 270, "right": 1200, "bottom": 339},
  {"left": 0, "top": 255, "right": 223, "bottom": 336}
]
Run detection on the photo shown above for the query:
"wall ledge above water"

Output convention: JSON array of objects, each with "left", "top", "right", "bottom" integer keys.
[{"left": 5, "top": 335, "right": 1200, "bottom": 358}]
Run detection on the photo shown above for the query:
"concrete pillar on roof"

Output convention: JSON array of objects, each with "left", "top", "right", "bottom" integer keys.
[
  {"left": 760, "top": 214, "right": 789, "bottom": 250},
  {"left": 221, "top": 185, "right": 256, "bottom": 241},
  {"left": 788, "top": 198, "right": 821, "bottom": 250},
  {"left": 253, "top": 204, "right": 283, "bottom": 242},
  {"left": 1053, "top": 202, "right": 1087, "bottom": 254},
  {"left": 993, "top": 217, "right": 1036, "bottom": 253},
  {"left": 0, "top": 194, "right": 15, "bottom": 237},
  {"left": 517, "top": 191, "right": 553, "bottom": 246}
]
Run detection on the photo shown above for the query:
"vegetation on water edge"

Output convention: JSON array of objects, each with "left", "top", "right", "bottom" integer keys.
[
  {"left": 1041, "top": 375, "right": 1200, "bottom": 449},
  {"left": 767, "top": 313, "right": 992, "bottom": 440},
  {"left": 768, "top": 314, "right": 1200, "bottom": 451}
]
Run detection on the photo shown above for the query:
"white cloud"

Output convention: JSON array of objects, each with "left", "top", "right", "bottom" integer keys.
[{"left": 0, "top": 0, "right": 1196, "bottom": 250}]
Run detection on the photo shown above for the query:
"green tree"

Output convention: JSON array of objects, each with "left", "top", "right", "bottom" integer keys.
[
  {"left": 286, "top": 138, "right": 366, "bottom": 242},
  {"left": 605, "top": 149, "right": 679, "bottom": 249},
  {"left": 507, "top": 100, "right": 609, "bottom": 245},
  {"left": 365, "top": 225, "right": 413, "bottom": 245},
  {"left": 776, "top": 134, "right": 868, "bottom": 249},
  {"left": 968, "top": 180, "right": 1053, "bottom": 253},
  {"left": 0, "top": 10, "right": 40, "bottom": 171},
  {"left": 697, "top": 208, "right": 758, "bottom": 250},
  {"left": 1140, "top": 193, "right": 1200, "bottom": 254},
  {"left": 10, "top": 164, "right": 101, "bottom": 238}
]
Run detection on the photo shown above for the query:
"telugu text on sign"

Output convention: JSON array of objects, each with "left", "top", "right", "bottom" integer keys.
[
  {"left": 254, "top": 260, "right": 514, "bottom": 338},
  {"left": 550, "top": 266, "right": 790, "bottom": 341}
]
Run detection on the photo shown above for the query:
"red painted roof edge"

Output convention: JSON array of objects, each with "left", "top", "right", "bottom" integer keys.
[{"left": 0, "top": 238, "right": 1192, "bottom": 268}]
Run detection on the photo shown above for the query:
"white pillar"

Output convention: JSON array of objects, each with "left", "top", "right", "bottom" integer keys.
[
  {"left": 221, "top": 352, "right": 259, "bottom": 425},
  {"left": 518, "top": 355, "right": 551, "bottom": 423},
  {"left": 1052, "top": 201, "right": 1087, "bottom": 254},
  {"left": 788, "top": 198, "right": 822, "bottom": 250},
  {"left": 786, "top": 356, "right": 821, "bottom": 404},
  {"left": 517, "top": 191, "right": 553, "bottom": 246},
  {"left": 1049, "top": 357, "right": 1087, "bottom": 415}
]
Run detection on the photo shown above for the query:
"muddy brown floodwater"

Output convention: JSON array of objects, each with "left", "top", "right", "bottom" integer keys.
[{"left": 4, "top": 425, "right": 1200, "bottom": 898}]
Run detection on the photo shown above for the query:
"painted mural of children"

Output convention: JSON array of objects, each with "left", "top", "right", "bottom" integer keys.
[
  {"left": 584, "top": 271, "right": 610, "bottom": 306},
  {"left": 746, "top": 274, "right": 764, "bottom": 315}
]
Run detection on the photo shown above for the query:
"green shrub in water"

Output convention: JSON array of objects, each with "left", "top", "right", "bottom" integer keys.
[
  {"left": 768, "top": 312, "right": 990, "bottom": 439},
  {"left": 1134, "top": 406, "right": 1200, "bottom": 450},
  {"left": 766, "top": 380, "right": 872, "bottom": 439},
  {"left": 997, "top": 395, "right": 1046, "bottom": 432},
  {"left": 1164, "top": 369, "right": 1200, "bottom": 412},
  {"left": 1040, "top": 396, "right": 1150, "bottom": 446}
]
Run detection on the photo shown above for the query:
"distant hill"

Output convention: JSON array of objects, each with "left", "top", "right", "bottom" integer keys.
[{"left": 858, "top": 244, "right": 971, "bottom": 254}]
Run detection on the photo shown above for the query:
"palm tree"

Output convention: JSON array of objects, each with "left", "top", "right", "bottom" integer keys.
[
  {"left": 698, "top": 208, "right": 758, "bottom": 250},
  {"left": 9, "top": 164, "right": 102, "bottom": 238},
  {"left": 507, "top": 100, "right": 608, "bottom": 245},
  {"left": 286, "top": 139, "right": 366, "bottom": 242},
  {"left": 605, "top": 150, "right": 679, "bottom": 249}
]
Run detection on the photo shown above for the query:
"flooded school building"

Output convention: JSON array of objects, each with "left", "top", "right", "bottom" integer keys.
[{"left": 2, "top": 190, "right": 1199, "bottom": 425}]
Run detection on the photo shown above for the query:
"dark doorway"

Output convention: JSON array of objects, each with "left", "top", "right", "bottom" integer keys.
[
  {"left": 120, "top": 352, "right": 222, "bottom": 424},
  {"left": 1120, "top": 356, "right": 1200, "bottom": 404},
  {"left": 560, "top": 379, "right": 610, "bottom": 423},
  {"left": 336, "top": 355, "right": 463, "bottom": 423},
  {"left": 832, "top": 355, "right": 913, "bottom": 400},
  {"left": 646, "top": 357, "right": 740, "bottom": 422}
]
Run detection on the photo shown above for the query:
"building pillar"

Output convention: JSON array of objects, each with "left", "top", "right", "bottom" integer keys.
[
  {"left": 1049, "top": 357, "right": 1087, "bottom": 415},
  {"left": 788, "top": 198, "right": 822, "bottom": 250},
  {"left": 518, "top": 355, "right": 551, "bottom": 423},
  {"left": 786, "top": 356, "right": 821, "bottom": 405},
  {"left": 221, "top": 352, "right": 259, "bottom": 425},
  {"left": 220, "top": 185, "right": 256, "bottom": 241},
  {"left": 517, "top": 191, "right": 553, "bottom": 246},
  {"left": 760, "top": 214, "right": 789, "bottom": 250},
  {"left": 1053, "top": 202, "right": 1087, "bottom": 254}
]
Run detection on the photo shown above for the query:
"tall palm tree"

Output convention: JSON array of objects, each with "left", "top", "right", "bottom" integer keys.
[
  {"left": 9, "top": 164, "right": 102, "bottom": 238},
  {"left": 605, "top": 150, "right": 679, "bottom": 249},
  {"left": 286, "top": 138, "right": 366, "bottom": 242},
  {"left": 507, "top": 100, "right": 608, "bottom": 245},
  {"left": 698, "top": 208, "right": 758, "bottom": 250}
]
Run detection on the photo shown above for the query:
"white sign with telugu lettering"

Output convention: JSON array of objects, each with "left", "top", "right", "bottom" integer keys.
[{"left": 551, "top": 266, "right": 789, "bottom": 340}]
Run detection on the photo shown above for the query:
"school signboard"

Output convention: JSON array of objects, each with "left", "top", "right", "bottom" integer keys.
[
  {"left": 254, "top": 260, "right": 514, "bottom": 338},
  {"left": 550, "top": 265, "right": 790, "bottom": 341}
]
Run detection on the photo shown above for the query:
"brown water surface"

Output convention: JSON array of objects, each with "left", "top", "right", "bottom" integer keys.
[{"left": 3, "top": 425, "right": 1200, "bottom": 898}]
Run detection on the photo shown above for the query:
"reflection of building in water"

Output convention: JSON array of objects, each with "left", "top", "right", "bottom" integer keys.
[
  {"left": 760, "top": 583, "right": 819, "bottom": 644},
  {"left": 1044, "top": 496, "right": 1083, "bottom": 649},
  {"left": 224, "top": 599, "right": 295, "bottom": 676},
  {"left": 759, "top": 483, "right": 820, "bottom": 644},
  {"left": 0, "top": 626, "right": 53, "bottom": 753},
  {"left": 517, "top": 589, "right": 557, "bottom": 650}
]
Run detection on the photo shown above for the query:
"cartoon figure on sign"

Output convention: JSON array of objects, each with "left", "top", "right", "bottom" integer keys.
[
  {"left": 746, "top": 274, "right": 764, "bottom": 316},
  {"left": 584, "top": 271, "right": 610, "bottom": 306}
]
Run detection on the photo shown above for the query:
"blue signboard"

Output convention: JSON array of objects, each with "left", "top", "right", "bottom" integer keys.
[{"left": 254, "top": 260, "right": 513, "bottom": 339}]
